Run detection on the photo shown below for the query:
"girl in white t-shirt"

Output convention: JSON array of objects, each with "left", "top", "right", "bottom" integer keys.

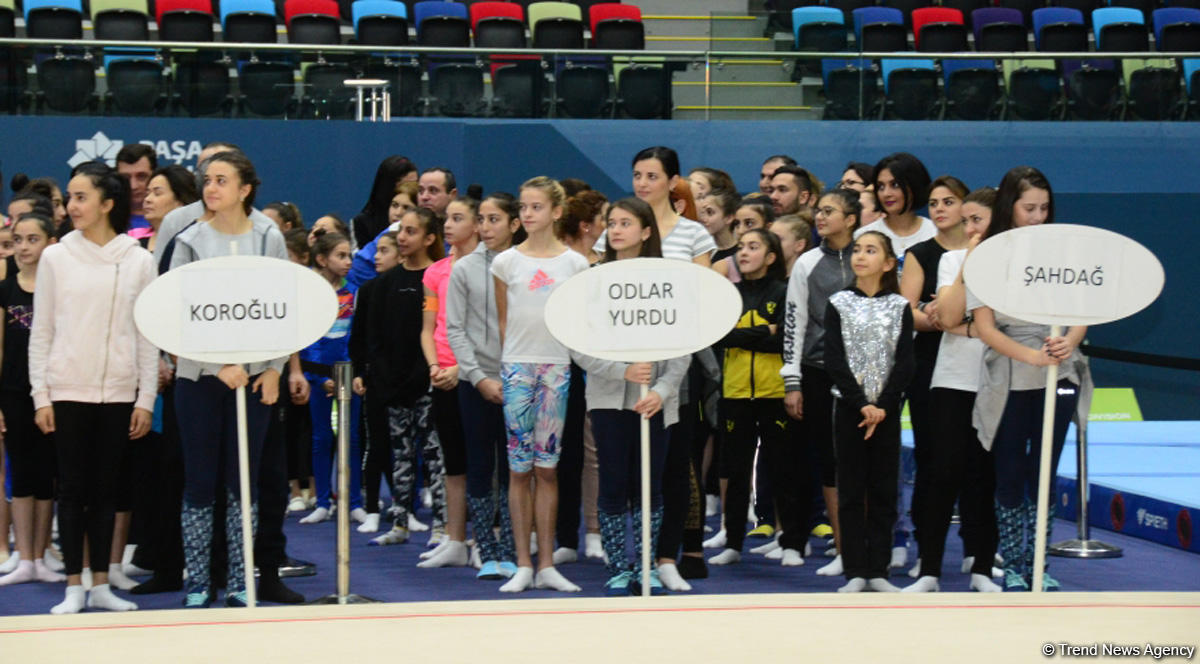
[
  {"left": 856, "top": 152, "right": 936, "bottom": 276},
  {"left": 491, "top": 177, "right": 589, "bottom": 593}
]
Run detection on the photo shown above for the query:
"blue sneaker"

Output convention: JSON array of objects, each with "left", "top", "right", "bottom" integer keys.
[
  {"left": 497, "top": 561, "right": 518, "bottom": 578},
  {"left": 1041, "top": 572, "right": 1061, "bottom": 592},
  {"left": 477, "top": 561, "right": 503, "bottom": 580},
  {"left": 225, "top": 591, "right": 248, "bottom": 607},
  {"left": 183, "top": 589, "right": 212, "bottom": 608},
  {"left": 648, "top": 570, "right": 667, "bottom": 596},
  {"left": 1003, "top": 569, "right": 1029, "bottom": 592},
  {"left": 605, "top": 571, "right": 633, "bottom": 597}
]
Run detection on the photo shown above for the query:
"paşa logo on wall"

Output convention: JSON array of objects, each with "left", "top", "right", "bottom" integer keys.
[{"left": 68, "top": 131, "right": 204, "bottom": 169}]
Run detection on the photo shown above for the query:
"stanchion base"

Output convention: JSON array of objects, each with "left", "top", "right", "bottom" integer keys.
[
  {"left": 1048, "top": 539, "right": 1123, "bottom": 558},
  {"left": 279, "top": 559, "right": 318, "bottom": 578},
  {"left": 309, "top": 593, "right": 382, "bottom": 605}
]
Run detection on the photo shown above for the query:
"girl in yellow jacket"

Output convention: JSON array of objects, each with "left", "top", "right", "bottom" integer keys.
[{"left": 707, "top": 229, "right": 806, "bottom": 569}]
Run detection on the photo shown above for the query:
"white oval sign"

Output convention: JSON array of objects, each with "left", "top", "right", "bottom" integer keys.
[
  {"left": 544, "top": 257, "right": 743, "bottom": 363},
  {"left": 963, "top": 224, "right": 1164, "bottom": 327},
  {"left": 135, "top": 255, "right": 340, "bottom": 364}
]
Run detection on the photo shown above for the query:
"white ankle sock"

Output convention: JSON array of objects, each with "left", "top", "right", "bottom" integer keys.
[
  {"left": 0, "top": 551, "right": 19, "bottom": 574},
  {"left": 499, "top": 566, "right": 534, "bottom": 592},
  {"left": 417, "top": 540, "right": 469, "bottom": 568},
  {"left": 51, "top": 585, "right": 87, "bottom": 614},
  {"left": 87, "top": 583, "right": 138, "bottom": 611},
  {"left": 357, "top": 513, "right": 381, "bottom": 533},
  {"left": 107, "top": 563, "right": 138, "bottom": 591},
  {"left": 407, "top": 514, "right": 429, "bottom": 532},
  {"left": 299, "top": 507, "right": 330, "bottom": 524},
  {"left": 708, "top": 548, "right": 741, "bottom": 566},
  {"left": 838, "top": 577, "right": 867, "bottom": 593},
  {"left": 35, "top": 560, "right": 66, "bottom": 583},
  {"left": 908, "top": 558, "right": 923, "bottom": 578},
  {"left": 349, "top": 508, "right": 369, "bottom": 524},
  {"left": 81, "top": 568, "right": 94, "bottom": 590},
  {"left": 705, "top": 495, "right": 719, "bottom": 517},
  {"left": 533, "top": 566, "right": 580, "bottom": 592},
  {"left": 765, "top": 547, "right": 783, "bottom": 560},
  {"left": 552, "top": 547, "right": 578, "bottom": 565},
  {"left": 970, "top": 573, "right": 1002, "bottom": 592},
  {"left": 825, "top": 545, "right": 838, "bottom": 557},
  {"left": 529, "top": 533, "right": 538, "bottom": 556},
  {"left": 781, "top": 549, "right": 804, "bottom": 567},
  {"left": 420, "top": 538, "right": 450, "bottom": 560},
  {"left": 656, "top": 563, "right": 691, "bottom": 591},
  {"left": 816, "top": 555, "right": 843, "bottom": 576},
  {"left": 889, "top": 546, "right": 907, "bottom": 569},
  {"left": 902, "top": 575, "right": 940, "bottom": 593},
  {"left": 43, "top": 550, "right": 65, "bottom": 573},
  {"left": 584, "top": 533, "right": 604, "bottom": 560},
  {"left": 749, "top": 538, "right": 780, "bottom": 555},
  {"left": 960, "top": 556, "right": 975, "bottom": 574},
  {"left": 702, "top": 529, "right": 727, "bottom": 549},
  {"left": 867, "top": 578, "right": 900, "bottom": 592},
  {"left": 0, "top": 560, "right": 36, "bottom": 586}
]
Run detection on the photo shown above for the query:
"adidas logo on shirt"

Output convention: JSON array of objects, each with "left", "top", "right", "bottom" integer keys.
[{"left": 528, "top": 269, "right": 555, "bottom": 292}]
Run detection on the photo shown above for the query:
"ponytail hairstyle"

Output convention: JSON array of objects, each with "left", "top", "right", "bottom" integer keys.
[
  {"left": 310, "top": 231, "right": 350, "bottom": 269},
  {"left": 206, "top": 150, "right": 261, "bottom": 215},
  {"left": 737, "top": 193, "right": 775, "bottom": 227},
  {"left": 740, "top": 228, "right": 787, "bottom": 282},
  {"left": 689, "top": 167, "right": 735, "bottom": 194},
  {"left": 559, "top": 189, "right": 608, "bottom": 241},
  {"left": 483, "top": 191, "right": 526, "bottom": 244},
  {"left": 820, "top": 187, "right": 864, "bottom": 231},
  {"left": 631, "top": 146, "right": 680, "bottom": 178},
  {"left": 703, "top": 187, "right": 741, "bottom": 218},
  {"left": 670, "top": 177, "right": 697, "bottom": 220},
  {"left": 14, "top": 211, "right": 57, "bottom": 239},
  {"left": 283, "top": 227, "right": 310, "bottom": 264},
  {"left": 69, "top": 162, "right": 132, "bottom": 233},
  {"left": 963, "top": 186, "right": 997, "bottom": 208},
  {"left": 856, "top": 230, "right": 901, "bottom": 295},
  {"left": 773, "top": 212, "right": 813, "bottom": 247},
  {"left": 264, "top": 201, "right": 303, "bottom": 229},
  {"left": 601, "top": 197, "right": 662, "bottom": 263},
  {"left": 519, "top": 176, "right": 567, "bottom": 222}
]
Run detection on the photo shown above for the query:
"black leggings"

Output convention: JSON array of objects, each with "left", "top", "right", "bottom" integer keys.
[
  {"left": 591, "top": 410, "right": 667, "bottom": 512},
  {"left": 992, "top": 381, "right": 1078, "bottom": 509},
  {"left": 555, "top": 364, "right": 586, "bottom": 550},
  {"left": 176, "top": 375, "right": 272, "bottom": 506},
  {"left": 913, "top": 388, "right": 998, "bottom": 577},
  {"left": 459, "top": 382, "right": 508, "bottom": 499},
  {"left": 720, "top": 398, "right": 805, "bottom": 552},
  {"left": 432, "top": 384, "right": 467, "bottom": 476},
  {"left": 802, "top": 366, "right": 837, "bottom": 488},
  {"left": 834, "top": 397, "right": 900, "bottom": 580},
  {"left": 1, "top": 390, "right": 54, "bottom": 499},
  {"left": 362, "top": 396, "right": 394, "bottom": 514},
  {"left": 54, "top": 401, "right": 131, "bottom": 576}
]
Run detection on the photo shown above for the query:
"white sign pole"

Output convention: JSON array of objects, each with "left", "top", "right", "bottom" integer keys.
[
  {"left": 639, "top": 383, "right": 651, "bottom": 598},
  {"left": 1031, "top": 324, "right": 1061, "bottom": 594},
  {"left": 235, "top": 381, "right": 256, "bottom": 608}
]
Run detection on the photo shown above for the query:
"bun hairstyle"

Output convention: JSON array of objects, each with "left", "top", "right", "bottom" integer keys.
[
  {"left": 519, "top": 176, "right": 567, "bottom": 212},
  {"left": 820, "top": 188, "right": 864, "bottom": 230},
  {"left": 632, "top": 146, "right": 680, "bottom": 178},
  {"left": 483, "top": 191, "right": 526, "bottom": 244},
  {"left": 264, "top": 201, "right": 303, "bottom": 229},
  {"left": 69, "top": 162, "right": 133, "bottom": 233},
  {"left": 207, "top": 150, "right": 261, "bottom": 215},
  {"left": 13, "top": 211, "right": 56, "bottom": 238},
  {"left": 559, "top": 189, "right": 607, "bottom": 240},
  {"left": 738, "top": 193, "right": 775, "bottom": 227}
]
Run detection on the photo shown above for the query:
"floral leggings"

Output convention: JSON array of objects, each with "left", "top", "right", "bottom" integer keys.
[{"left": 501, "top": 362, "right": 570, "bottom": 473}]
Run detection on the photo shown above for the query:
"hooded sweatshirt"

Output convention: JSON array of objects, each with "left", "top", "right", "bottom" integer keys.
[
  {"left": 444, "top": 242, "right": 500, "bottom": 387},
  {"left": 29, "top": 230, "right": 158, "bottom": 412}
]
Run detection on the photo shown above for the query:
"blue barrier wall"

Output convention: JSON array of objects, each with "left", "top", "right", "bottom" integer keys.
[{"left": 1, "top": 117, "right": 1196, "bottom": 418}]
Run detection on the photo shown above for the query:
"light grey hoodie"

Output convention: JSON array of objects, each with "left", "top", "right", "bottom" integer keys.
[
  {"left": 29, "top": 230, "right": 159, "bottom": 412},
  {"left": 445, "top": 242, "right": 501, "bottom": 386}
]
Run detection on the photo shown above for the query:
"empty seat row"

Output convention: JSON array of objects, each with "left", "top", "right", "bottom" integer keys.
[
  {"left": 0, "top": 47, "right": 673, "bottom": 118},
  {"left": 792, "top": 5, "right": 1200, "bottom": 54},
  {"left": 820, "top": 55, "right": 1200, "bottom": 120}
]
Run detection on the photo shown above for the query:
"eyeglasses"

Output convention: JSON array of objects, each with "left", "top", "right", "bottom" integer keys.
[
  {"left": 815, "top": 206, "right": 843, "bottom": 218},
  {"left": 838, "top": 179, "right": 864, "bottom": 189}
]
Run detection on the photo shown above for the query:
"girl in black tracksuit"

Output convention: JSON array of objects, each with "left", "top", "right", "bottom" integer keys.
[
  {"left": 824, "top": 230, "right": 914, "bottom": 593},
  {"left": 707, "top": 229, "right": 805, "bottom": 568}
]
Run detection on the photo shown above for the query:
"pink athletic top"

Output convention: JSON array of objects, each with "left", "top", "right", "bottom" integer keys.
[{"left": 423, "top": 256, "right": 457, "bottom": 367}]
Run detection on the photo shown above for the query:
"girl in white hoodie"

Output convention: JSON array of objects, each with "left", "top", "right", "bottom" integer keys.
[{"left": 29, "top": 163, "right": 158, "bottom": 614}]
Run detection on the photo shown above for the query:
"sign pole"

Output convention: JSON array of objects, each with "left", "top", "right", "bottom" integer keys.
[
  {"left": 1031, "top": 324, "right": 1062, "bottom": 594},
  {"left": 235, "top": 381, "right": 257, "bottom": 608},
  {"left": 639, "top": 383, "right": 651, "bottom": 598}
]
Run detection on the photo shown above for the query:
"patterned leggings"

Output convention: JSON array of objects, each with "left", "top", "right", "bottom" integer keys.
[{"left": 386, "top": 394, "right": 446, "bottom": 530}]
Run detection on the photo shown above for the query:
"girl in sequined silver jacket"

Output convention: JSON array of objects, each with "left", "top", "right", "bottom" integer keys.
[{"left": 823, "top": 231, "right": 915, "bottom": 592}]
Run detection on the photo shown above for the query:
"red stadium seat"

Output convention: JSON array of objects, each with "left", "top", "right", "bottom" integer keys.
[
  {"left": 911, "top": 6, "right": 963, "bottom": 47},
  {"left": 156, "top": 0, "right": 211, "bottom": 25},
  {"left": 588, "top": 2, "right": 638, "bottom": 35},
  {"left": 469, "top": 0, "right": 523, "bottom": 30},
  {"left": 284, "top": 0, "right": 339, "bottom": 25}
]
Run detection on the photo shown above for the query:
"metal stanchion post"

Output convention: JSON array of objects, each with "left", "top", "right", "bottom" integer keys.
[
  {"left": 312, "top": 362, "right": 381, "bottom": 605},
  {"left": 344, "top": 78, "right": 389, "bottom": 123},
  {"left": 1049, "top": 419, "right": 1123, "bottom": 558}
]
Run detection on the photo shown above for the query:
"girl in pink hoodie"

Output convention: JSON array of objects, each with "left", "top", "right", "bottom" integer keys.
[{"left": 28, "top": 162, "right": 158, "bottom": 615}]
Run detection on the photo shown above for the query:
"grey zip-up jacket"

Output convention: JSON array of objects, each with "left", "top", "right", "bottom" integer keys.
[
  {"left": 780, "top": 241, "right": 855, "bottom": 392},
  {"left": 569, "top": 352, "right": 689, "bottom": 428},
  {"left": 445, "top": 242, "right": 501, "bottom": 386}
]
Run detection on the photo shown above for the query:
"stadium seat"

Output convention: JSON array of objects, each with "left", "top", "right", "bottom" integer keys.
[
  {"left": 615, "top": 64, "right": 670, "bottom": 118},
  {"left": 1184, "top": 58, "right": 1200, "bottom": 117},
  {"left": 554, "top": 63, "right": 608, "bottom": 117},
  {"left": 917, "top": 22, "right": 968, "bottom": 52},
  {"left": 171, "top": 59, "right": 232, "bottom": 115},
  {"left": 473, "top": 3, "right": 526, "bottom": 47},
  {"left": 942, "top": 58, "right": 1003, "bottom": 118},
  {"left": 826, "top": 0, "right": 872, "bottom": 26},
  {"left": 91, "top": 0, "right": 151, "bottom": 40},
  {"left": 880, "top": 57, "right": 939, "bottom": 118},
  {"left": 285, "top": 0, "right": 342, "bottom": 43},
  {"left": 1153, "top": 7, "right": 1200, "bottom": 49},
  {"left": 793, "top": 7, "right": 846, "bottom": 76},
  {"left": 852, "top": 6, "right": 905, "bottom": 46},
  {"left": 158, "top": 0, "right": 216, "bottom": 42},
  {"left": 995, "top": 0, "right": 1042, "bottom": 27},
  {"left": 1125, "top": 62, "right": 1184, "bottom": 118},
  {"left": 300, "top": 62, "right": 357, "bottom": 118},
  {"left": 221, "top": 0, "right": 279, "bottom": 42},
  {"left": 1093, "top": 7, "right": 1149, "bottom": 51},
  {"left": 413, "top": 0, "right": 466, "bottom": 28},
  {"left": 363, "top": 60, "right": 423, "bottom": 115},
  {"left": 528, "top": 1, "right": 584, "bottom": 48},
  {"left": 591, "top": 3, "right": 641, "bottom": 49},
  {"left": 104, "top": 57, "right": 166, "bottom": 115},
  {"left": 36, "top": 57, "right": 97, "bottom": 113},
  {"left": 238, "top": 60, "right": 297, "bottom": 116},
  {"left": 588, "top": 2, "right": 637, "bottom": 35},
  {"left": 353, "top": 0, "right": 409, "bottom": 45},
  {"left": 911, "top": 7, "right": 964, "bottom": 50},
  {"left": 416, "top": 1, "right": 470, "bottom": 46},
  {"left": 1109, "top": 0, "right": 1156, "bottom": 24},
  {"left": 0, "top": 0, "right": 13, "bottom": 38},
  {"left": 973, "top": 7, "right": 1028, "bottom": 50},
  {"left": 878, "top": 0, "right": 925, "bottom": 28},
  {"left": 1033, "top": 7, "right": 1087, "bottom": 50},
  {"left": 491, "top": 61, "right": 543, "bottom": 117},
  {"left": 1067, "top": 65, "right": 1123, "bottom": 119},
  {"left": 1006, "top": 63, "right": 1064, "bottom": 119},
  {"left": 25, "top": 0, "right": 84, "bottom": 39},
  {"left": 1050, "top": 0, "right": 1100, "bottom": 27},
  {"left": 429, "top": 62, "right": 486, "bottom": 116},
  {"left": 942, "top": 0, "right": 989, "bottom": 28},
  {"left": 821, "top": 58, "right": 881, "bottom": 118}
]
